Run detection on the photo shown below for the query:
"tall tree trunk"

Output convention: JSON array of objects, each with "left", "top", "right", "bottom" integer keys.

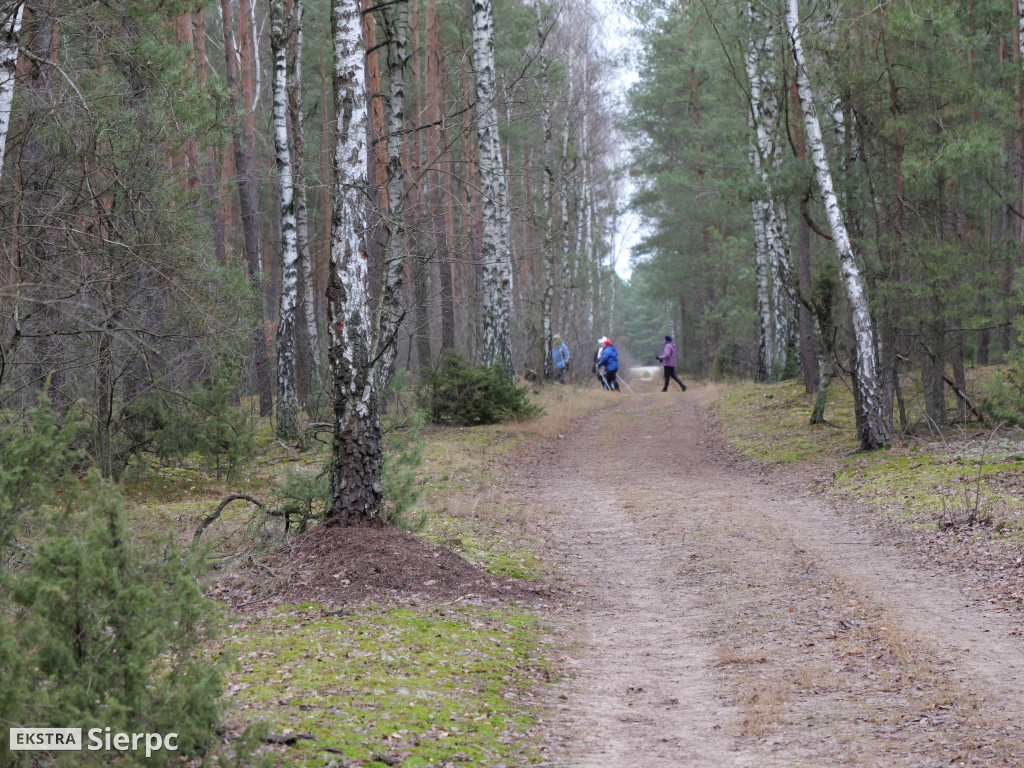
[
  {"left": 472, "top": 0, "right": 514, "bottom": 378},
  {"left": 786, "top": 0, "right": 888, "bottom": 450},
  {"left": 751, "top": 194, "right": 773, "bottom": 382},
  {"left": 426, "top": 0, "right": 454, "bottom": 351},
  {"left": 535, "top": 0, "right": 554, "bottom": 379},
  {"left": 788, "top": 81, "right": 819, "bottom": 393},
  {"left": 194, "top": 9, "right": 227, "bottom": 265},
  {"left": 921, "top": 320, "right": 946, "bottom": 430},
  {"left": 745, "top": 12, "right": 773, "bottom": 383},
  {"left": 746, "top": 1, "right": 796, "bottom": 380},
  {"left": 0, "top": 1, "right": 25, "bottom": 182},
  {"left": 558, "top": 77, "right": 572, "bottom": 337},
  {"left": 221, "top": 0, "right": 273, "bottom": 417},
  {"left": 879, "top": 20, "right": 905, "bottom": 435},
  {"left": 289, "top": 0, "right": 320, "bottom": 412},
  {"left": 271, "top": 0, "right": 300, "bottom": 439},
  {"left": 327, "top": 0, "right": 382, "bottom": 523},
  {"left": 374, "top": 0, "right": 408, "bottom": 392}
]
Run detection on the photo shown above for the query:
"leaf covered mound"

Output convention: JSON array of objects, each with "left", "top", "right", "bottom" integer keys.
[{"left": 218, "top": 519, "right": 546, "bottom": 608}]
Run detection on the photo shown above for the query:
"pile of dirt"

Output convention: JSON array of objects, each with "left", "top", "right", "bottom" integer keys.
[{"left": 213, "top": 518, "right": 546, "bottom": 609}]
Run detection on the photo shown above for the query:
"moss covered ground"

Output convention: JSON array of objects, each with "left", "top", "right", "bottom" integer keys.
[
  {"left": 714, "top": 377, "right": 1024, "bottom": 540},
  {"left": 219, "top": 604, "right": 552, "bottom": 767}
]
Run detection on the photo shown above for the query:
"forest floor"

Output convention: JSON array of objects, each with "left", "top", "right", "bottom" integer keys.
[{"left": 185, "top": 375, "right": 1024, "bottom": 767}]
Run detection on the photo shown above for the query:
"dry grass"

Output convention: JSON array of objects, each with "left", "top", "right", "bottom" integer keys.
[
  {"left": 735, "top": 672, "right": 791, "bottom": 737},
  {"left": 508, "top": 383, "right": 620, "bottom": 439}
]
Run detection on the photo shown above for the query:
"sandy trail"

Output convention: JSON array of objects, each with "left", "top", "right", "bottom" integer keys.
[{"left": 530, "top": 385, "right": 1024, "bottom": 767}]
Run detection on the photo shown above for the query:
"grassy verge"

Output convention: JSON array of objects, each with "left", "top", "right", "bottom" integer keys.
[{"left": 713, "top": 378, "right": 1024, "bottom": 540}]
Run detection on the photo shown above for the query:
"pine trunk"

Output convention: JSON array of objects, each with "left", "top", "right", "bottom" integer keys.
[
  {"left": 221, "top": 0, "right": 273, "bottom": 418},
  {"left": 194, "top": 9, "right": 227, "bottom": 265}
]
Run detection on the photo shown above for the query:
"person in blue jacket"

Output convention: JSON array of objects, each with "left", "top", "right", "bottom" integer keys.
[
  {"left": 595, "top": 338, "right": 620, "bottom": 391},
  {"left": 552, "top": 334, "right": 570, "bottom": 383}
]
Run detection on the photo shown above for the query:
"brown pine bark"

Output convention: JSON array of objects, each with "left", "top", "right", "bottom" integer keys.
[
  {"left": 194, "top": 9, "right": 227, "bottom": 264},
  {"left": 221, "top": 0, "right": 273, "bottom": 417}
]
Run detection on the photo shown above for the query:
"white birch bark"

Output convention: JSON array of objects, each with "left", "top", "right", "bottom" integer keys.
[
  {"left": 745, "top": 18, "right": 773, "bottom": 383},
  {"left": 327, "top": 0, "right": 383, "bottom": 521},
  {"left": 374, "top": 0, "right": 409, "bottom": 391},
  {"left": 751, "top": 195, "right": 773, "bottom": 382},
  {"left": 0, "top": 2, "right": 23, "bottom": 183},
  {"left": 745, "top": 1, "right": 799, "bottom": 380},
  {"left": 559, "top": 78, "right": 573, "bottom": 332},
  {"left": 472, "top": 0, "right": 514, "bottom": 379},
  {"left": 271, "top": 0, "right": 300, "bottom": 439},
  {"left": 786, "top": 0, "right": 888, "bottom": 449},
  {"left": 534, "top": 0, "right": 555, "bottom": 380},
  {"left": 290, "top": 0, "right": 320, "bottom": 388}
]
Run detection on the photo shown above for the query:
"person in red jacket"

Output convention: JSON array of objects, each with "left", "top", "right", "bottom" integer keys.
[{"left": 656, "top": 335, "right": 687, "bottom": 392}]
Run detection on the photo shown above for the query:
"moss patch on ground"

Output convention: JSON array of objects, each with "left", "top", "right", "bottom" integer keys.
[
  {"left": 715, "top": 380, "right": 860, "bottom": 465},
  {"left": 713, "top": 379, "right": 1024, "bottom": 543},
  {"left": 220, "top": 603, "right": 553, "bottom": 767}
]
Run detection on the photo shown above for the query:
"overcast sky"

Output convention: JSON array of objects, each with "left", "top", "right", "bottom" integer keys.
[{"left": 587, "top": 0, "right": 644, "bottom": 281}]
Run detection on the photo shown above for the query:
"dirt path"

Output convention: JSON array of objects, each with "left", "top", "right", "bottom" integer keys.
[{"left": 530, "top": 385, "right": 1024, "bottom": 767}]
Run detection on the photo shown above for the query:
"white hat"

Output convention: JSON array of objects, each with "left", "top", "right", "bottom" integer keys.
[{"left": 597, "top": 336, "right": 607, "bottom": 345}]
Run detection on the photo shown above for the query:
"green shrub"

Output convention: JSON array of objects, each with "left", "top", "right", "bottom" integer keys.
[
  {"left": 0, "top": 404, "right": 223, "bottom": 766},
  {"left": 125, "top": 366, "right": 254, "bottom": 479},
  {"left": 981, "top": 361, "right": 1024, "bottom": 427},
  {"left": 417, "top": 350, "right": 542, "bottom": 426},
  {"left": 382, "top": 408, "right": 427, "bottom": 530}
]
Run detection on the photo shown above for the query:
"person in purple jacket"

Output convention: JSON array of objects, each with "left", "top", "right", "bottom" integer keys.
[{"left": 656, "top": 335, "right": 687, "bottom": 392}]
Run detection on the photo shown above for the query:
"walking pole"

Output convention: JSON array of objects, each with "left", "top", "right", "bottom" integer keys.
[{"left": 618, "top": 377, "right": 635, "bottom": 393}]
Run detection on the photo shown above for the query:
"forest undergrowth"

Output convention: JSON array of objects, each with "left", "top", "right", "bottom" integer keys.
[{"left": 117, "top": 383, "right": 617, "bottom": 767}]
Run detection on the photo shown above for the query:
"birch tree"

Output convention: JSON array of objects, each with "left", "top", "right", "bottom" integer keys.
[
  {"left": 472, "top": 0, "right": 515, "bottom": 380},
  {"left": 0, "top": 1, "right": 24, "bottom": 182},
  {"left": 326, "top": 0, "right": 383, "bottom": 522},
  {"left": 534, "top": 0, "right": 555, "bottom": 380},
  {"left": 271, "top": 0, "right": 300, "bottom": 439},
  {"left": 288, "top": 0, "right": 321, "bottom": 410},
  {"left": 785, "top": 0, "right": 888, "bottom": 450}
]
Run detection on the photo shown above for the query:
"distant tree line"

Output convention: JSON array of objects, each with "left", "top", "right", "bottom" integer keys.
[
  {"left": 0, "top": 0, "right": 625, "bottom": 480},
  {"left": 623, "top": 0, "right": 1024, "bottom": 448}
]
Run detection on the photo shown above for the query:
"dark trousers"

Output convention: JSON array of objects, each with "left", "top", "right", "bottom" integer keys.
[
  {"left": 605, "top": 369, "right": 620, "bottom": 391},
  {"left": 662, "top": 366, "right": 686, "bottom": 391}
]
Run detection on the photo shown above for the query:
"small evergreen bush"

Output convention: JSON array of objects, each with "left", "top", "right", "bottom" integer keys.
[
  {"left": 981, "top": 361, "right": 1024, "bottom": 427},
  {"left": 381, "top": 408, "right": 427, "bottom": 530},
  {"left": 125, "top": 366, "right": 254, "bottom": 479},
  {"left": 417, "top": 350, "right": 542, "bottom": 426},
  {"left": 0, "top": 401, "right": 223, "bottom": 766}
]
